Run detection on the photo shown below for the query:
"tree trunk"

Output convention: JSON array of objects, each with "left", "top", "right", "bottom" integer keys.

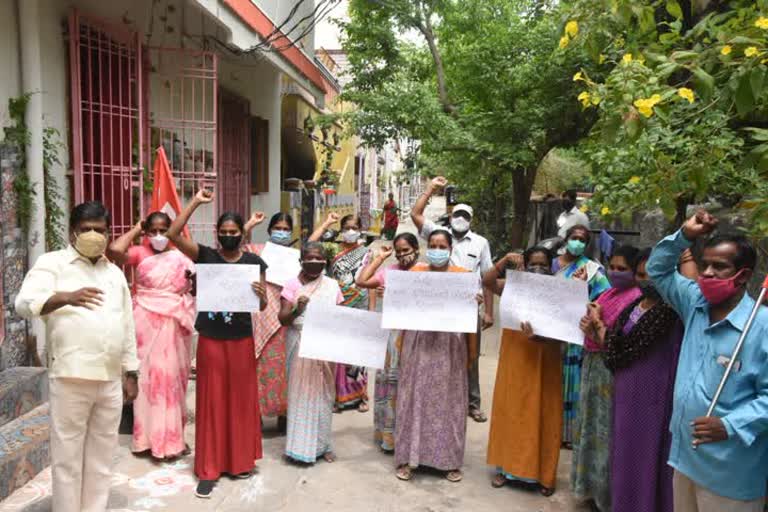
[
  {"left": 418, "top": 8, "right": 456, "bottom": 115},
  {"left": 509, "top": 167, "right": 537, "bottom": 249}
]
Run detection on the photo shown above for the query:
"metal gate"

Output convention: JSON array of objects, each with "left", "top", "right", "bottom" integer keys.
[
  {"left": 218, "top": 90, "right": 251, "bottom": 219},
  {"left": 69, "top": 11, "right": 144, "bottom": 238},
  {"left": 146, "top": 47, "right": 218, "bottom": 244}
]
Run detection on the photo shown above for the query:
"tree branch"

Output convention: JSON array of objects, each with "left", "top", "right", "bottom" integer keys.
[{"left": 415, "top": 3, "right": 456, "bottom": 115}]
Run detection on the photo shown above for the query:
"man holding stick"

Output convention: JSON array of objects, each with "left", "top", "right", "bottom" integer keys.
[{"left": 648, "top": 210, "right": 768, "bottom": 512}]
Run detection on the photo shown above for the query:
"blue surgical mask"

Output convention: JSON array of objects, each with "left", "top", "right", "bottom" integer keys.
[
  {"left": 566, "top": 239, "right": 586, "bottom": 256},
  {"left": 426, "top": 248, "right": 450, "bottom": 267},
  {"left": 270, "top": 230, "right": 292, "bottom": 246}
]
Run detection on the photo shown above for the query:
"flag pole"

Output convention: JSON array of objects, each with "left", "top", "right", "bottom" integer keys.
[{"left": 705, "top": 274, "right": 768, "bottom": 418}]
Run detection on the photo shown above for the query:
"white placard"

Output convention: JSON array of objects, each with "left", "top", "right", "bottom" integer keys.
[
  {"left": 299, "top": 303, "right": 390, "bottom": 369},
  {"left": 499, "top": 270, "right": 588, "bottom": 345},
  {"left": 259, "top": 242, "right": 301, "bottom": 287},
  {"left": 381, "top": 270, "right": 479, "bottom": 334},
  {"left": 195, "top": 264, "right": 261, "bottom": 313}
]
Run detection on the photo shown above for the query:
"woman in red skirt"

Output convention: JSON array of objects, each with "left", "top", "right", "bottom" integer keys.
[{"left": 166, "top": 188, "right": 268, "bottom": 499}]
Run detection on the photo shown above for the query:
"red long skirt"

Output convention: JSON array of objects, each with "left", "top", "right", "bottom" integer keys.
[{"left": 194, "top": 335, "right": 262, "bottom": 480}]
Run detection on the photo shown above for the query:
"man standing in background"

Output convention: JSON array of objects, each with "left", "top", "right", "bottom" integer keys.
[{"left": 557, "top": 189, "right": 590, "bottom": 240}]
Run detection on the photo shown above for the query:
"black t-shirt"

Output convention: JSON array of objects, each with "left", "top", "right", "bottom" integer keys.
[{"left": 194, "top": 244, "right": 268, "bottom": 340}]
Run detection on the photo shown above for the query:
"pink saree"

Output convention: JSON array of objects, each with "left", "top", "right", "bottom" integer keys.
[{"left": 129, "top": 247, "right": 195, "bottom": 458}]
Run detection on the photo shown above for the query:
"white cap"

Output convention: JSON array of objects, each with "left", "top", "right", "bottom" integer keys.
[{"left": 453, "top": 204, "right": 473, "bottom": 218}]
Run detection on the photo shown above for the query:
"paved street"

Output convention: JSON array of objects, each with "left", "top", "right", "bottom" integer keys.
[{"left": 1, "top": 200, "right": 588, "bottom": 512}]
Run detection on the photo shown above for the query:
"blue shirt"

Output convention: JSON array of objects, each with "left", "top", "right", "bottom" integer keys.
[{"left": 648, "top": 230, "right": 768, "bottom": 500}]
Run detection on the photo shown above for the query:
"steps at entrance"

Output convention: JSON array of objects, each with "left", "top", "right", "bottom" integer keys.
[
  {"left": 0, "top": 367, "right": 48, "bottom": 428},
  {"left": 0, "top": 403, "right": 50, "bottom": 501}
]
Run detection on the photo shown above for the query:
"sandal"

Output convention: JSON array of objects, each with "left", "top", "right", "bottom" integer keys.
[
  {"left": 446, "top": 470, "right": 463, "bottom": 483},
  {"left": 322, "top": 451, "right": 337, "bottom": 463},
  {"left": 539, "top": 485, "right": 555, "bottom": 497},
  {"left": 395, "top": 465, "right": 413, "bottom": 481},
  {"left": 333, "top": 405, "right": 341, "bottom": 414},
  {"left": 469, "top": 409, "right": 488, "bottom": 423},
  {"left": 358, "top": 401, "right": 369, "bottom": 413},
  {"left": 491, "top": 474, "right": 507, "bottom": 488}
]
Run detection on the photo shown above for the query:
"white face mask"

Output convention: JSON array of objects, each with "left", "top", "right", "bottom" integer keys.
[
  {"left": 450, "top": 216, "right": 471, "bottom": 233},
  {"left": 342, "top": 229, "right": 361, "bottom": 244},
  {"left": 149, "top": 234, "right": 170, "bottom": 251}
]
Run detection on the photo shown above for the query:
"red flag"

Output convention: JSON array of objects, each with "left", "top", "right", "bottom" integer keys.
[{"left": 150, "top": 147, "right": 190, "bottom": 238}]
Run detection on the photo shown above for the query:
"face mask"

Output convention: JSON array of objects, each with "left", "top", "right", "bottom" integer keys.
[
  {"left": 698, "top": 270, "right": 746, "bottom": 306},
  {"left": 563, "top": 200, "right": 575, "bottom": 212},
  {"left": 396, "top": 251, "right": 418, "bottom": 268},
  {"left": 566, "top": 239, "right": 586, "bottom": 257},
  {"left": 450, "top": 217, "right": 471, "bottom": 234},
  {"left": 301, "top": 261, "right": 326, "bottom": 277},
  {"left": 426, "top": 248, "right": 451, "bottom": 267},
  {"left": 342, "top": 230, "right": 361, "bottom": 244},
  {"left": 218, "top": 235, "right": 242, "bottom": 251},
  {"left": 608, "top": 270, "right": 635, "bottom": 290},
  {"left": 527, "top": 265, "right": 552, "bottom": 275},
  {"left": 149, "top": 234, "right": 169, "bottom": 252},
  {"left": 74, "top": 230, "right": 108, "bottom": 258},
  {"left": 270, "top": 230, "right": 292, "bottom": 246},
  {"left": 637, "top": 280, "right": 661, "bottom": 301}
]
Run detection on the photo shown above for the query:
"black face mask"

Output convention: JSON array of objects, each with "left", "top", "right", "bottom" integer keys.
[
  {"left": 562, "top": 200, "right": 575, "bottom": 212},
  {"left": 638, "top": 280, "right": 662, "bottom": 301},
  {"left": 527, "top": 265, "right": 552, "bottom": 275},
  {"left": 301, "top": 261, "right": 326, "bottom": 277},
  {"left": 218, "top": 235, "right": 242, "bottom": 251}
]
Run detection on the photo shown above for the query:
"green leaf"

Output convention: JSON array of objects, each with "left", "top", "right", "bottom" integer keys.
[
  {"left": 750, "top": 67, "right": 766, "bottom": 100},
  {"left": 743, "top": 127, "right": 768, "bottom": 142},
  {"left": 735, "top": 73, "right": 756, "bottom": 116},
  {"left": 691, "top": 67, "right": 715, "bottom": 99},
  {"left": 671, "top": 51, "right": 699, "bottom": 62},
  {"left": 666, "top": 0, "right": 683, "bottom": 20}
]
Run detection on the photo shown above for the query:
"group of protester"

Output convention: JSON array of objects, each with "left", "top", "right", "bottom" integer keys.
[{"left": 14, "top": 175, "right": 768, "bottom": 512}]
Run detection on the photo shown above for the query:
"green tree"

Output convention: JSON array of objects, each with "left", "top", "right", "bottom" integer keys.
[
  {"left": 562, "top": 0, "right": 768, "bottom": 232},
  {"left": 340, "top": 0, "right": 594, "bottom": 249}
]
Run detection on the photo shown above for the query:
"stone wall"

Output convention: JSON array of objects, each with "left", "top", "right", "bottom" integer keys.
[{"left": 0, "top": 143, "right": 29, "bottom": 370}]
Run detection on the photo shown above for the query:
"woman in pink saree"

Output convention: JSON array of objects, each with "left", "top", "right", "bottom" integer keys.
[{"left": 109, "top": 212, "right": 195, "bottom": 459}]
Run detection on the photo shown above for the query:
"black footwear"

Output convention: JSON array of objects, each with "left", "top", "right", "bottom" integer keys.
[
  {"left": 235, "top": 471, "right": 251, "bottom": 479},
  {"left": 195, "top": 480, "right": 215, "bottom": 499}
]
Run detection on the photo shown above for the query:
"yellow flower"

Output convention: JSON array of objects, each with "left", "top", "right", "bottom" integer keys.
[
  {"left": 622, "top": 53, "right": 633, "bottom": 65},
  {"left": 721, "top": 45, "right": 732, "bottom": 56},
  {"left": 580, "top": 204, "right": 589, "bottom": 213},
  {"left": 678, "top": 87, "right": 695, "bottom": 104},
  {"left": 559, "top": 35, "right": 570, "bottom": 50},
  {"left": 601, "top": 206, "right": 612, "bottom": 216},
  {"left": 565, "top": 20, "right": 579, "bottom": 38},
  {"left": 745, "top": 46, "right": 759, "bottom": 57},
  {"left": 578, "top": 91, "right": 591, "bottom": 108},
  {"left": 591, "top": 94, "right": 602, "bottom": 105},
  {"left": 756, "top": 17, "right": 768, "bottom": 30},
  {"left": 573, "top": 71, "right": 584, "bottom": 81},
  {"left": 628, "top": 176, "right": 641, "bottom": 185},
  {"left": 633, "top": 94, "right": 663, "bottom": 118},
  {"left": 599, "top": 54, "right": 607, "bottom": 64}
]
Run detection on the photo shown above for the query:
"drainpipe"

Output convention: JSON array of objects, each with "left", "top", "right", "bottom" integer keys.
[{"left": 18, "top": 0, "right": 47, "bottom": 359}]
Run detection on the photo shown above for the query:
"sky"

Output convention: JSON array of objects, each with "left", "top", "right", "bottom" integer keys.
[{"left": 315, "top": 0, "right": 349, "bottom": 50}]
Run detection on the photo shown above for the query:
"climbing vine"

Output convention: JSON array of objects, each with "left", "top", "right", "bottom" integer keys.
[{"left": 3, "top": 94, "right": 67, "bottom": 249}]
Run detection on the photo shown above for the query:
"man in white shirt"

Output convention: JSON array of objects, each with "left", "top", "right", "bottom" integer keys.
[
  {"left": 557, "top": 189, "right": 590, "bottom": 239},
  {"left": 411, "top": 177, "right": 494, "bottom": 422},
  {"left": 16, "top": 201, "right": 139, "bottom": 512}
]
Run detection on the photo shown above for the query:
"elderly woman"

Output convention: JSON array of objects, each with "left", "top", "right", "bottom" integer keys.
[
  {"left": 278, "top": 242, "right": 343, "bottom": 464},
  {"left": 356, "top": 233, "right": 421, "bottom": 452},
  {"left": 553, "top": 224, "right": 611, "bottom": 448},
  {"left": 394, "top": 229, "right": 480, "bottom": 483},
  {"left": 571, "top": 245, "right": 642, "bottom": 511},
  {"left": 483, "top": 246, "right": 562, "bottom": 496},
  {"left": 309, "top": 213, "right": 370, "bottom": 412}
]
